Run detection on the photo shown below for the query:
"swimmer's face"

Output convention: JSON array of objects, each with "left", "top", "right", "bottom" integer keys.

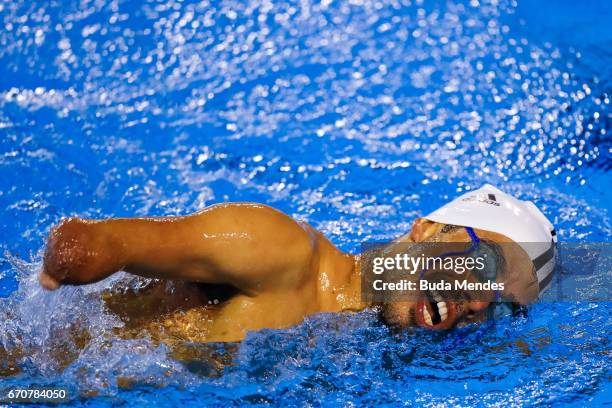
[{"left": 380, "top": 221, "right": 539, "bottom": 330}]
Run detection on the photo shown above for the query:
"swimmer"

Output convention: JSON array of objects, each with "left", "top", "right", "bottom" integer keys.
[{"left": 39, "top": 184, "right": 556, "bottom": 342}]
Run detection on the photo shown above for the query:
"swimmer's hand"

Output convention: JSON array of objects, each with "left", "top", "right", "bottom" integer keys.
[{"left": 39, "top": 217, "right": 124, "bottom": 290}]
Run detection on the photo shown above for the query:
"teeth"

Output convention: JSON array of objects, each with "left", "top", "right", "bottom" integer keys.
[
  {"left": 423, "top": 307, "right": 433, "bottom": 326},
  {"left": 432, "top": 291, "right": 443, "bottom": 303},
  {"left": 438, "top": 301, "right": 448, "bottom": 322}
]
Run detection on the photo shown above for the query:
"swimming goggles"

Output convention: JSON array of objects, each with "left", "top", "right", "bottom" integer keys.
[{"left": 418, "top": 226, "right": 502, "bottom": 302}]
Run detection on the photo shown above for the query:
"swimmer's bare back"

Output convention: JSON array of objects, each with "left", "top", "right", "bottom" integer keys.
[{"left": 39, "top": 203, "right": 361, "bottom": 342}]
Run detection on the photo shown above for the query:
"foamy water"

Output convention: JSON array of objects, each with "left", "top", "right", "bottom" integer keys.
[{"left": 0, "top": 0, "right": 610, "bottom": 405}]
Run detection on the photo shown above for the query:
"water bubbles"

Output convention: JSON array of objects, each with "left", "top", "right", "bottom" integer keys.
[
  {"left": 0, "top": 0, "right": 609, "bottom": 403},
  {"left": 57, "top": 38, "right": 70, "bottom": 50}
]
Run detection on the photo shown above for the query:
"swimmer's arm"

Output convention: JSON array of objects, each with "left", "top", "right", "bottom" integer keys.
[{"left": 39, "top": 203, "right": 317, "bottom": 294}]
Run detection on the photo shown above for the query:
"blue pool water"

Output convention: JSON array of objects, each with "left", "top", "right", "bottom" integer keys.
[{"left": 0, "top": 0, "right": 610, "bottom": 406}]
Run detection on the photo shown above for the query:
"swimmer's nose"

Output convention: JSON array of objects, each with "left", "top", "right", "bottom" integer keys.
[
  {"left": 466, "top": 300, "right": 490, "bottom": 313},
  {"left": 39, "top": 270, "right": 60, "bottom": 290}
]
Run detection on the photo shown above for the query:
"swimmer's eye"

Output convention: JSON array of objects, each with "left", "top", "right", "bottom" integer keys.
[{"left": 470, "top": 240, "right": 503, "bottom": 282}]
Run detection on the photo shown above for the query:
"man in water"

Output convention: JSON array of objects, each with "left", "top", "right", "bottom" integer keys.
[{"left": 39, "top": 185, "right": 556, "bottom": 342}]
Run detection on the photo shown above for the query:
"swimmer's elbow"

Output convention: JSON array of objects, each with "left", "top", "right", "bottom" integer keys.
[
  {"left": 40, "top": 217, "right": 124, "bottom": 289},
  {"left": 39, "top": 270, "right": 60, "bottom": 290}
]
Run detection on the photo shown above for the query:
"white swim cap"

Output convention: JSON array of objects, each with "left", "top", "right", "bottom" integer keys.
[{"left": 424, "top": 184, "right": 557, "bottom": 297}]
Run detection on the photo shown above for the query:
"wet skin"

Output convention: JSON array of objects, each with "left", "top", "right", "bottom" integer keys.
[{"left": 39, "top": 203, "right": 539, "bottom": 342}]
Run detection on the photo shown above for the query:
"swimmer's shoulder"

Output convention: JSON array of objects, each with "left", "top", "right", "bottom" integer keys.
[{"left": 193, "top": 202, "right": 321, "bottom": 276}]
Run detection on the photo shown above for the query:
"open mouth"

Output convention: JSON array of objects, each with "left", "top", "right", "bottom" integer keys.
[{"left": 416, "top": 290, "right": 456, "bottom": 329}]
